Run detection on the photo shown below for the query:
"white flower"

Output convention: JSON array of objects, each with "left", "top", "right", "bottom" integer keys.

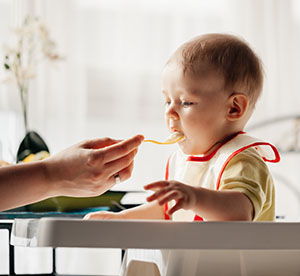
[
  {"left": 2, "top": 15, "right": 64, "bottom": 132},
  {"left": 3, "top": 15, "right": 63, "bottom": 80}
]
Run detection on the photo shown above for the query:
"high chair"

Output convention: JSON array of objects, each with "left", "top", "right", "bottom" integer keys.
[{"left": 10, "top": 218, "right": 300, "bottom": 276}]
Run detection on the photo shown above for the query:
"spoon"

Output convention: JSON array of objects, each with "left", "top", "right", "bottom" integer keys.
[{"left": 144, "top": 131, "right": 184, "bottom": 145}]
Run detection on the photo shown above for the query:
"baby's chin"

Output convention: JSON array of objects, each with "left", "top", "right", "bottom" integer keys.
[
  {"left": 177, "top": 142, "right": 197, "bottom": 155},
  {"left": 178, "top": 141, "right": 205, "bottom": 156}
]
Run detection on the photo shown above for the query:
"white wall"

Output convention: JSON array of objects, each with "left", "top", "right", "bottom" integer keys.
[{"left": 2, "top": 0, "right": 300, "bottom": 190}]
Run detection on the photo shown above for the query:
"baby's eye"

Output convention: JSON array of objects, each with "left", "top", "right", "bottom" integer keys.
[
  {"left": 164, "top": 100, "right": 171, "bottom": 106},
  {"left": 181, "top": 101, "right": 193, "bottom": 107}
]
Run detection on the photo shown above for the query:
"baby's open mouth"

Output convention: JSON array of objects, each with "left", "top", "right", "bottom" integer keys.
[{"left": 144, "top": 131, "right": 185, "bottom": 145}]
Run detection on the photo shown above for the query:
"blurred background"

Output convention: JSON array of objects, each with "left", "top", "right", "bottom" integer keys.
[{"left": 1, "top": 0, "right": 300, "bottom": 274}]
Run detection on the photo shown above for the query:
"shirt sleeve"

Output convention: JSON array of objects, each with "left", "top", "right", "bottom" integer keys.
[{"left": 218, "top": 148, "right": 275, "bottom": 221}]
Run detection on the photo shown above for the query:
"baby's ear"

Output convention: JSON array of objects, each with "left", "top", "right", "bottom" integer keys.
[{"left": 226, "top": 93, "right": 249, "bottom": 121}]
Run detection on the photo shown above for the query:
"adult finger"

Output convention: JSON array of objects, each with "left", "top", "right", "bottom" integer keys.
[
  {"left": 82, "top": 137, "right": 121, "bottom": 149},
  {"left": 117, "top": 161, "right": 134, "bottom": 182},
  {"left": 108, "top": 161, "right": 134, "bottom": 185},
  {"left": 104, "top": 148, "right": 137, "bottom": 177},
  {"left": 99, "top": 135, "right": 144, "bottom": 163}
]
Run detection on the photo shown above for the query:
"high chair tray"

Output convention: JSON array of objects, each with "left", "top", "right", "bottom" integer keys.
[{"left": 10, "top": 218, "right": 300, "bottom": 249}]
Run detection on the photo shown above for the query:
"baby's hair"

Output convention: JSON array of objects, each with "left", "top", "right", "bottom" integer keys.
[{"left": 168, "top": 33, "right": 264, "bottom": 106}]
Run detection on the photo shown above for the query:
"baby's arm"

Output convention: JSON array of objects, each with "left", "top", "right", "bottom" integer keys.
[
  {"left": 84, "top": 201, "right": 165, "bottom": 220},
  {"left": 145, "top": 180, "right": 253, "bottom": 221},
  {"left": 192, "top": 187, "right": 253, "bottom": 221}
]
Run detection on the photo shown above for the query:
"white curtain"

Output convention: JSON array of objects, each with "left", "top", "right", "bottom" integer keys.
[
  {"left": 1, "top": 0, "right": 300, "bottom": 274},
  {"left": 2, "top": 0, "right": 300, "bottom": 189}
]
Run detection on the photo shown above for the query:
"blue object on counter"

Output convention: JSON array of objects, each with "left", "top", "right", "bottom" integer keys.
[{"left": 0, "top": 206, "right": 109, "bottom": 219}]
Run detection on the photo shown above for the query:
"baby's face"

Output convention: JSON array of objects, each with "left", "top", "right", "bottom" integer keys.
[{"left": 162, "top": 62, "right": 230, "bottom": 155}]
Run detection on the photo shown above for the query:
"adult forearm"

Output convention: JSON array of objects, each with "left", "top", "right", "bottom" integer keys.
[
  {"left": 193, "top": 187, "right": 253, "bottom": 221},
  {"left": 0, "top": 161, "right": 52, "bottom": 211}
]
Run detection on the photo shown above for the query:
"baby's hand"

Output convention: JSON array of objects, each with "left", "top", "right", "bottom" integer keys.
[
  {"left": 83, "top": 210, "right": 122, "bottom": 220},
  {"left": 144, "top": 180, "right": 197, "bottom": 215}
]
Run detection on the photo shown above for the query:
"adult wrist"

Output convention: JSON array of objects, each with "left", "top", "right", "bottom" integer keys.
[{"left": 41, "top": 158, "right": 63, "bottom": 198}]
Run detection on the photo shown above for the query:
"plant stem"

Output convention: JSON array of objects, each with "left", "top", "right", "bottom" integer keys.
[{"left": 19, "top": 86, "right": 28, "bottom": 134}]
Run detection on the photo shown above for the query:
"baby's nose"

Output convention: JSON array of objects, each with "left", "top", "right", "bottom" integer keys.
[{"left": 165, "top": 104, "right": 179, "bottom": 120}]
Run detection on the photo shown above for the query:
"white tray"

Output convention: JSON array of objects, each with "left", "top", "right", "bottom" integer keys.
[
  {"left": 10, "top": 218, "right": 300, "bottom": 249},
  {"left": 11, "top": 219, "right": 300, "bottom": 276}
]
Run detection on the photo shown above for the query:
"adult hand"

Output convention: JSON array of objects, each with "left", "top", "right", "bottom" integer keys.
[
  {"left": 46, "top": 134, "right": 144, "bottom": 198},
  {"left": 0, "top": 135, "right": 144, "bottom": 211},
  {"left": 144, "top": 180, "right": 197, "bottom": 215}
]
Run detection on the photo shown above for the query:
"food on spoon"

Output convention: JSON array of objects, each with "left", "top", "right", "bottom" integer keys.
[{"left": 144, "top": 131, "right": 184, "bottom": 145}]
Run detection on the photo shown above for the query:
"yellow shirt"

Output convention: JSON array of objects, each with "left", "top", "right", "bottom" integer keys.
[
  {"left": 167, "top": 133, "right": 279, "bottom": 222},
  {"left": 219, "top": 147, "right": 275, "bottom": 221}
]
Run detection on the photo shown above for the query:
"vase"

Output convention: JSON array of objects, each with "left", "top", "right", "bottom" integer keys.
[{"left": 16, "top": 131, "right": 50, "bottom": 163}]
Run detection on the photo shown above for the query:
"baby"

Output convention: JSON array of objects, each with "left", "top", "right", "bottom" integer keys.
[{"left": 86, "top": 33, "right": 280, "bottom": 222}]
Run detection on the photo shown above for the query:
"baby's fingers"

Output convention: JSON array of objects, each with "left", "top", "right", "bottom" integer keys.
[
  {"left": 145, "top": 181, "right": 172, "bottom": 202},
  {"left": 146, "top": 187, "right": 171, "bottom": 202},
  {"left": 168, "top": 198, "right": 184, "bottom": 215},
  {"left": 156, "top": 191, "right": 182, "bottom": 205},
  {"left": 144, "top": 181, "right": 170, "bottom": 191}
]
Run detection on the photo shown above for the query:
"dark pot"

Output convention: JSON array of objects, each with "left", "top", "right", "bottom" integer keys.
[{"left": 17, "top": 131, "right": 50, "bottom": 163}]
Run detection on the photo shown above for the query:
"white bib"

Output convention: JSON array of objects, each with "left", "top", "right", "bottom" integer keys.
[{"left": 165, "top": 132, "right": 280, "bottom": 221}]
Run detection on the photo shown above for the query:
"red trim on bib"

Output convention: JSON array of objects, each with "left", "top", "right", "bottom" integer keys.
[
  {"left": 194, "top": 215, "right": 204, "bottom": 221},
  {"left": 164, "top": 134, "right": 280, "bottom": 222},
  {"left": 164, "top": 156, "right": 171, "bottom": 220},
  {"left": 187, "top": 132, "right": 244, "bottom": 162},
  {"left": 216, "top": 142, "right": 280, "bottom": 190},
  {"left": 164, "top": 204, "right": 170, "bottom": 220}
]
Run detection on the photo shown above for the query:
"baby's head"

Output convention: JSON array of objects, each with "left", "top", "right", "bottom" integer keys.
[{"left": 162, "top": 33, "right": 263, "bottom": 155}]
